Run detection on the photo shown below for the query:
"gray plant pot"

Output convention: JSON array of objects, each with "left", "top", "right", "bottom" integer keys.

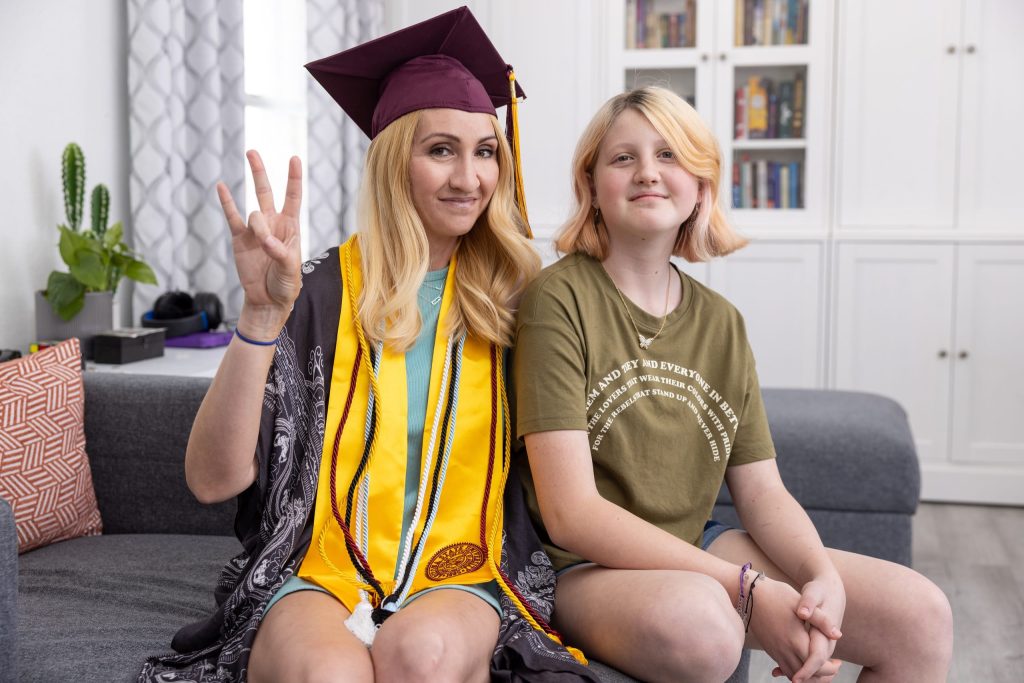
[{"left": 35, "top": 290, "right": 114, "bottom": 360}]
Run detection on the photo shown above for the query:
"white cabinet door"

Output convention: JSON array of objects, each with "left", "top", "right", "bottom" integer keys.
[
  {"left": 708, "top": 242, "right": 824, "bottom": 389},
  {"left": 951, "top": 245, "right": 1024, "bottom": 465},
  {"left": 836, "top": 0, "right": 961, "bottom": 229},
  {"left": 833, "top": 243, "right": 955, "bottom": 462},
  {"left": 957, "top": 0, "right": 1024, "bottom": 231}
]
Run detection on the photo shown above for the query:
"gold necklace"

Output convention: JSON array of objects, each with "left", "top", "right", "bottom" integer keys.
[{"left": 611, "top": 267, "right": 674, "bottom": 350}]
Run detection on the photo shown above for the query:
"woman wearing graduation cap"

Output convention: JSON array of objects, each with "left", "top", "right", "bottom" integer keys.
[{"left": 140, "top": 8, "right": 595, "bottom": 683}]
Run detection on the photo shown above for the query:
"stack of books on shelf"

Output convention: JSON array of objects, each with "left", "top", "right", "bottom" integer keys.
[
  {"left": 735, "top": 0, "right": 809, "bottom": 46},
  {"left": 734, "top": 73, "right": 804, "bottom": 139},
  {"left": 625, "top": 0, "right": 697, "bottom": 49},
  {"left": 733, "top": 156, "right": 803, "bottom": 209}
]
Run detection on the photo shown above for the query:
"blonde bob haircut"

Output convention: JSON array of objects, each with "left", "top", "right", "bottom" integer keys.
[
  {"left": 556, "top": 86, "right": 747, "bottom": 262},
  {"left": 356, "top": 109, "right": 540, "bottom": 352}
]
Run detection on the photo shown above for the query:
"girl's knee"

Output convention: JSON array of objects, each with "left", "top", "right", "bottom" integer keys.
[
  {"left": 646, "top": 574, "right": 745, "bottom": 681},
  {"left": 912, "top": 576, "right": 954, "bottom": 658}
]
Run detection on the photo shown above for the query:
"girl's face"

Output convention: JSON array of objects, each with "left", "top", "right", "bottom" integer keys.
[
  {"left": 591, "top": 108, "right": 700, "bottom": 243},
  {"left": 408, "top": 108, "right": 499, "bottom": 256}
]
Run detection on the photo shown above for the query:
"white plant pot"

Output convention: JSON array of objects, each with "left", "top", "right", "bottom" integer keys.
[{"left": 35, "top": 290, "right": 115, "bottom": 360}]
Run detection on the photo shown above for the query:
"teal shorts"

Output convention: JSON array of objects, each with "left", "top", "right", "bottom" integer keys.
[{"left": 265, "top": 575, "right": 502, "bottom": 618}]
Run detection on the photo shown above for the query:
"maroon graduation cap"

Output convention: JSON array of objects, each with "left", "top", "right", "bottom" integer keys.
[
  {"left": 305, "top": 6, "right": 531, "bottom": 226},
  {"left": 305, "top": 6, "right": 526, "bottom": 139}
]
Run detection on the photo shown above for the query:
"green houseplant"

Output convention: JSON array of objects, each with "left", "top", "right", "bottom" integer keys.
[{"left": 43, "top": 142, "right": 157, "bottom": 320}]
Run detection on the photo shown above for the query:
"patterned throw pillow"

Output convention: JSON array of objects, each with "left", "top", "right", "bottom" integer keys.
[{"left": 0, "top": 338, "right": 102, "bottom": 553}]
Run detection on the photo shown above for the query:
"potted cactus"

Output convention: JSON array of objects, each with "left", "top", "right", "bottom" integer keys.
[{"left": 36, "top": 143, "right": 158, "bottom": 357}]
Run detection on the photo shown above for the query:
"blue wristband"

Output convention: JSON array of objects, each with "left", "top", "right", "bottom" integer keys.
[{"left": 234, "top": 328, "right": 277, "bottom": 346}]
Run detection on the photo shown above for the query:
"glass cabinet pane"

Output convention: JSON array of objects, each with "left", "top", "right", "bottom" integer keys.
[
  {"left": 734, "top": 0, "right": 809, "bottom": 46},
  {"left": 731, "top": 149, "right": 805, "bottom": 209},
  {"left": 733, "top": 65, "right": 807, "bottom": 140},
  {"left": 625, "top": 0, "right": 698, "bottom": 49}
]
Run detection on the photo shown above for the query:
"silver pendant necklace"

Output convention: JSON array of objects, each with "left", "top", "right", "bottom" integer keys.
[{"left": 611, "top": 266, "right": 673, "bottom": 350}]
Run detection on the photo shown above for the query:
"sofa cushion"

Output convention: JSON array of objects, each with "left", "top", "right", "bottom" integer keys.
[
  {"left": 17, "top": 533, "right": 240, "bottom": 682},
  {"left": 0, "top": 339, "right": 102, "bottom": 552},
  {"left": 717, "top": 389, "right": 920, "bottom": 515}
]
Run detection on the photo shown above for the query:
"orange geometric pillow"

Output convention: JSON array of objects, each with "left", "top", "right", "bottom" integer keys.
[{"left": 0, "top": 338, "right": 102, "bottom": 553}]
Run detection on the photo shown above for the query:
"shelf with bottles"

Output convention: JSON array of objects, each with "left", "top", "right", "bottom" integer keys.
[
  {"left": 625, "top": 0, "right": 698, "bottom": 50},
  {"left": 624, "top": 68, "right": 697, "bottom": 108},
  {"left": 733, "top": 65, "right": 806, "bottom": 143},
  {"left": 732, "top": 148, "right": 804, "bottom": 210},
  {"left": 733, "top": 0, "right": 809, "bottom": 47}
]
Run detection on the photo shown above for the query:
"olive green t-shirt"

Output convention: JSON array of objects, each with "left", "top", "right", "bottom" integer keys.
[{"left": 514, "top": 253, "right": 776, "bottom": 570}]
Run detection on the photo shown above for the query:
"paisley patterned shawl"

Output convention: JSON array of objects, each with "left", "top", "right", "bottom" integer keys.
[{"left": 139, "top": 247, "right": 597, "bottom": 682}]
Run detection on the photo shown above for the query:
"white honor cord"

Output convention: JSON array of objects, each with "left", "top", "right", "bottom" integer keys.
[
  {"left": 394, "top": 335, "right": 464, "bottom": 606},
  {"left": 392, "top": 334, "right": 455, "bottom": 593}
]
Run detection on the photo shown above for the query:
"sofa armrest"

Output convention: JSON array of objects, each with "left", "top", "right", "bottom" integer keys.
[
  {"left": 0, "top": 497, "right": 17, "bottom": 683},
  {"left": 83, "top": 373, "right": 235, "bottom": 535}
]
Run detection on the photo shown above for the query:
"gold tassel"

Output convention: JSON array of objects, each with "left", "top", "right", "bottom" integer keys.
[{"left": 507, "top": 69, "right": 531, "bottom": 237}]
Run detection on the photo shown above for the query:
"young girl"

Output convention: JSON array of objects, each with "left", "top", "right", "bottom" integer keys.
[
  {"left": 514, "top": 86, "right": 953, "bottom": 683},
  {"left": 141, "top": 8, "right": 593, "bottom": 682}
]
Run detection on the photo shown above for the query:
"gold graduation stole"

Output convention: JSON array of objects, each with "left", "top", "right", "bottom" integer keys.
[
  {"left": 298, "top": 237, "right": 500, "bottom": 608},
  {"left": 297, "top": 237, "right": 584, "bottom": 662}
]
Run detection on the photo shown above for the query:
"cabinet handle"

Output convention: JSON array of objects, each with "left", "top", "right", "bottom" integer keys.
[
  {"left": 947, "top": 45, "right": 957, "bottom": 54},
  {"left": 938, "top": 350, "right": 948, "bottom": 359},
  {"left": 701, "top": 53, "right": 709, "bottom": 62},
  {"left": 958, "top": 350, "right": 969, "bottom": 359},
  {"left": 966, "top": 45, "right": 976, "bottom": 54},
  {"left": 719, "top": 53, "right": 727, "bottom": 62}
]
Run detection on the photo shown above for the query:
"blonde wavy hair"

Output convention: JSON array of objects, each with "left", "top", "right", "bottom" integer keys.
[
  {"left": 356, "top": 110, "right": 540, "bottom": 352},
  {"left": 556, "top": 86, "right": 747, "bottom": 262}
]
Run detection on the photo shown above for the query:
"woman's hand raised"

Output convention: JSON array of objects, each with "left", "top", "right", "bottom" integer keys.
[{"left": 217, "top": 150, "right": 303, "bottom": 340}]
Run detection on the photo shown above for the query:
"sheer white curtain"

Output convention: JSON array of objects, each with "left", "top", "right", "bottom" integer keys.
[
  {"left": 306, "top": 0, "right": 384, "bottom": 254},
  {"left": 127, "top": 0, "right": 246, "bottom": 321}
]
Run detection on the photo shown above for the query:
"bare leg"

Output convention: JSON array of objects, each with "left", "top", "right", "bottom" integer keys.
[
  {"left": 248, "top": 590, "right": 374, "bottom": 683},
  {"left": 371, "top": 588, "right": 500, "bottom": 683},
  {"left": 708, "top": 530, "right": 953, "bottom": 683},
  {"left": 553, "top": 566, "right": 746, "bottom": 683}
]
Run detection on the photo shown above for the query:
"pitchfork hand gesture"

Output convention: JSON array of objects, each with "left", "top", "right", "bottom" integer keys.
[{"left": 217, "top": 150, "right": 303, "bottom": 340}]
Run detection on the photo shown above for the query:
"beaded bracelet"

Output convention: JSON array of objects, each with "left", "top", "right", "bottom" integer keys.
[
  {"left": 736, "top": 562, "right": 753, "bottom": 614},
  {"left": 234, "top": 328, "right": 277, "bottom": 346}
]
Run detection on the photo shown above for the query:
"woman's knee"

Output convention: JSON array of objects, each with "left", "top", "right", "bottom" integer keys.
[
  {"left": 251, "top": 648, "right": 373, "bottom": 683},
  {"left": 372, "top": 626, "right": 456, "bottom": 683}
]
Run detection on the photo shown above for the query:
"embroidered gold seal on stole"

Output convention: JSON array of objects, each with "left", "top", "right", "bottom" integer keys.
[{"left": 425, "top": 542, "right": 486, "bottom": 581}]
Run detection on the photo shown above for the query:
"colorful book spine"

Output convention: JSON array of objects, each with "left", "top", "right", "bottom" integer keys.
[
  {"left": 778, "top": 81, "right": 793, "bottom": 138},
  {"left": 767, "top": 81, "right": 778, "bottom": 138},
  {"left": 747, "top": 76, "right": 768, "bottom": 139},
  {"left": 686, "top": 0, "right": 697, "bottom": 47},
  {"left": 735, "top": 86, "right": 747, "bottom": 139},
  {"left": 732, "top": 161, "right": 742, "bottom": 208},
  {"left": 741, "top": 155, "right": 753, "bottom": 209},
  {"left": 788, "top": 0, "right": 799, "bottom": 44},
  {"left": 789, "top": 161, "right": 800, "bottom": 208},
  {"left": 756, "top": 159, "right": 768, "bottom": 209},
  {"left": 791, "top": 72, "right": 805, "bottom": 138},
  {"left": 779, "top": 164, "right": 790, "bottom": 209}
]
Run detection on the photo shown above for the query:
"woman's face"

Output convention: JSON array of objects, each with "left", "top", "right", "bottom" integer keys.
[
  {"left": 408, "top": 108, "right": 499, "bottom": 260},
  {"left": 591, "top": 108, "right": 699, "bottom": 242}
]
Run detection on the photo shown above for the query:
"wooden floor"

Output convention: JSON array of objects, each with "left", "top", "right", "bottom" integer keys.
[{"left": 747, "top": 502, "right": 1024, "bottom": 683}]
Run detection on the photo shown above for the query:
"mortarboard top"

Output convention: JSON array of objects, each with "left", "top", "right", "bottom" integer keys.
[{"left": 304, "top": 6, "right": 526, "bottom": 140}]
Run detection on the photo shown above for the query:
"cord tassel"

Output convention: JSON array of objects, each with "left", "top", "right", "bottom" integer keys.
[{"left": 506, "top": 68, "right": 531, "bottom": 235}]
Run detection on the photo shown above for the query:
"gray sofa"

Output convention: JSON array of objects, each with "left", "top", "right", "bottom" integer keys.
[{"left": 0, "top": 373, "right": 920, "bottom": 683}]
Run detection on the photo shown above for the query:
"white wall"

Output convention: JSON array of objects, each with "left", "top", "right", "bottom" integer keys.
[{"left": 0, "top": 1, "right": 130, "bottom": 354}]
